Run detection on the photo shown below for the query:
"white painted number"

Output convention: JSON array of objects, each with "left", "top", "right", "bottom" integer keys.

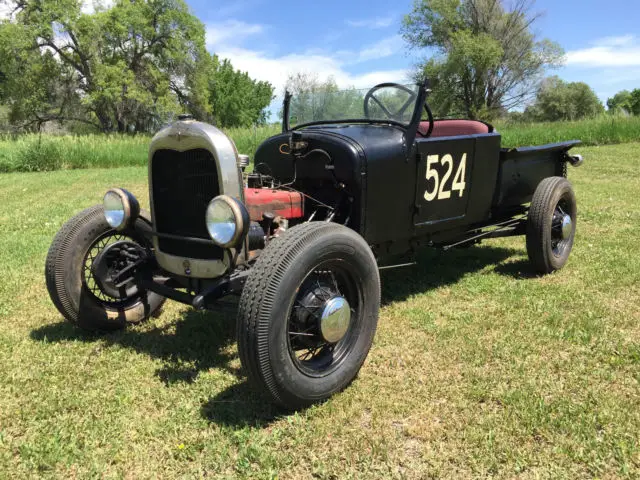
[
  {"left": 424, "top": 154, "right": 440, "bottom": 201},
  {"left": 452, "top": 153, "right": 467, "bottom": 198},
  {"left": 438, "top": 154, "right": 453, "bottom": 200},
  {"left": 423, "top": 153, "right": 468, "bottom": 201}
]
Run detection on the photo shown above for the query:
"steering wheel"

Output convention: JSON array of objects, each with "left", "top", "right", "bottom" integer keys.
[
  {"left": 421, "top": 102, "right": 435, "bottom": 138},
  {"left": 363, "top": 83, "right": 418, "bottom": 122}
]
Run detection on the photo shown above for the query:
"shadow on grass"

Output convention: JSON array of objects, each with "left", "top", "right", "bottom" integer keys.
[
  {"left": 200, "top": 382, "right": 286, "bottom": 428},
  {"left": 492, "top": 258, "right": 539, "bottom": 279},
  {"left": 380, "top": 245, "right": 524, "bottom": 304},
  {"left": 30, "top": 244, "right": 526, "bottom": 428},
  {"left": 31, "top": 306, "right": 240, "bottom": 383},
  {"left": 31, "top": 302, "right": 285, "bottom": 427}
]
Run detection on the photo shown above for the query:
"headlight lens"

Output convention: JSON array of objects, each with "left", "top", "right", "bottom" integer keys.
[
  {"left": 103, "top": 188, "right": 139, "bottom": 231},
  {"left": 205, "top": 195, "right": 249, "bottom": 248},
  {"left": 103, "top": 190, "right": 126, "bottom": 229}
]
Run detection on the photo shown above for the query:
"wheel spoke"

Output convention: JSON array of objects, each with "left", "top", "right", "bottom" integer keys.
[
  {"left": 329, "top": 271, "right": 340, "bottom": 293},
  {"left": 289, "top": 331, "right": 315, "bottom": 337},
  {"left": 82, "top": 233, "right": 141, "bottom": 305}
]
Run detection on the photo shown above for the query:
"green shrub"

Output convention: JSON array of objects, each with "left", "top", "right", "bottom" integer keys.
[{"left": 16, "top": 138, "right": 63, "bottom": 172}]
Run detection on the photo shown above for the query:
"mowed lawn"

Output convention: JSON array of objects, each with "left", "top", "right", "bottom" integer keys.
[{"left": 0, "top": 143, "right": 639, "bottom": 479}]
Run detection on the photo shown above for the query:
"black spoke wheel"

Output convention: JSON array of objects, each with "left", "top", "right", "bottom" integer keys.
[
  {"left": 45, "top": 205, "right": 165, "bottom": 331},
  {"left": 81, "top": 233, "right": 143, "bottom": 306},
  {"left": 287, "top": 261, "right": 363, "bottom": 377},
  {"left": 237, "top": 222, "right": 380, "bottom": 410},
  {"left": 526, "top": 176, "right": 577, "bottom": 274}
]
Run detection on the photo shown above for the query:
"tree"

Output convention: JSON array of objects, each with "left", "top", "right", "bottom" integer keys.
[
  {"left": 0, "top": 0, "right": 210, "bottom": 132},
  {"left": 524, "top": 76, "right": 603, "bottom": 121},
  {"left": 606, "top": 90, "right": 632, "bottom": 114},
  {"left": 282, "top": 73, "right": 364, "bottom": 125},
  {"left": 208, "top": 55, "right": 274, "bottom": 128},
  {"left": 629, "top": 89, "right": 640, "bottom": 116},
  {"left": 402, "top": 0, "right": 564, "bottom": 119}
]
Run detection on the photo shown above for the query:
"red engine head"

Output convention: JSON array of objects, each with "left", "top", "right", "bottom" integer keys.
[{"left": 243, "top": 188, "right": 304, "bottom": 221}]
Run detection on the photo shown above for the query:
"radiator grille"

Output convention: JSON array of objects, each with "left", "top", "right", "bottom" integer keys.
[{"left": 151, "top": 149, "right": 223, "bottom": 260}]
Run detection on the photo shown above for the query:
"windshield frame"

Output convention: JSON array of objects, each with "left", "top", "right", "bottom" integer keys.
[{"left": 281, "top": 82, "right": 427, "bottom": 132}]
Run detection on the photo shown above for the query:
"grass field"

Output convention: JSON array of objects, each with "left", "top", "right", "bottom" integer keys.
[
  {"left": 0, "top": 143, "right": 639, "bottom": 478},
  {"left": 1, "top": 116, "right": 640, "bottom": 172}
]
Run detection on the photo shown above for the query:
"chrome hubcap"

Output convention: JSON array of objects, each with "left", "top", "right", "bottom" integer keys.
[
  {"left": 561, "top": 214, "right": 572, "bottom": 240},
  {"left": 319, "top": 296, "right": 351, "bottom": 343}
]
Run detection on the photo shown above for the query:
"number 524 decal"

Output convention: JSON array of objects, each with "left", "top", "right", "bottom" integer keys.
[{"left": 424, "top": 153, "right": 467, "bottom": 202}]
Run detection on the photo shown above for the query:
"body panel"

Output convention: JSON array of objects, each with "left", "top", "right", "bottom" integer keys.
[{"left": 414, "top": 133, "right": 501, "bottom": 233}]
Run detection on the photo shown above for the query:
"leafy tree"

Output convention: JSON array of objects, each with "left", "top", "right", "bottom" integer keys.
[
  {"left": 629, "top": 89, "right": 640, "bottom": 116},
  {"left": 283, "top": 73, "right": 365, "bottom": 125},
  {"left": 402, "top": 0, "right": 564, "bottom": 119},
  {"left": 1, "top": 0, "right": 210, "bottom": 132},
  {"left": 606, "top": 90, "right": 632, "bottom": 114},
  {"left": 524, "top": 76, "right": 603, "bottom": 121},
  {"left": 208, "top": 55, "right": 274, "bottom": 128}
]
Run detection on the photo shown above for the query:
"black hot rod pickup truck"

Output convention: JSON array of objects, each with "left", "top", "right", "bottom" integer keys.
[{"left": 45, "top": 80, "right": 583, "bottom": 409}]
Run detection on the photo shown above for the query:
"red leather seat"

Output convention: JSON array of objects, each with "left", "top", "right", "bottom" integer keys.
[{"left": 418, "top": 119, "right": 491, "bottom": 138}]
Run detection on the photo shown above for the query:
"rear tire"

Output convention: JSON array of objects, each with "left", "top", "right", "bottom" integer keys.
[
  {"left": 526, "top": 177, "right": 577, "bottom": 274},
  {"left": 45, "top": 205, "right": 165, "bottom": 331},
  {"left": 236, "top": 222, "right": 380, "bottom": 410}
]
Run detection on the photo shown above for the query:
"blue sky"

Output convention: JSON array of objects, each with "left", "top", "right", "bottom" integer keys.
[
  {"left": 190, "top": 0, "right": 640, "bottom": 109},
  {"left": 2, "top": 0, "right": 638, "bottom": 108}
]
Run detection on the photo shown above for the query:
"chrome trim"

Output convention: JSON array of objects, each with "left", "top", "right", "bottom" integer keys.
[
  {"left": 148, "top": 120, "right": 245, "bottom": 278},
  {"left": 568, "top": 154, "right": 584, "bottom": 167},
  {"left": 320, "top": 296, "right": 351, "bottom": 343},
  {"left": 561, "top": 214, "right": 572, "bottom": 240},
  {"left": 237, "top": 154, "right": 250, "bottom": 170}
]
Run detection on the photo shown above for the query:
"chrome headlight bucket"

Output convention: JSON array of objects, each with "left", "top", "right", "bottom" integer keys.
[
  {"left": 103, "top": 188, "right": 140, "bottom": 231},
  {"left": 205, "top": 195, "right": 249, "bottom": 248}
]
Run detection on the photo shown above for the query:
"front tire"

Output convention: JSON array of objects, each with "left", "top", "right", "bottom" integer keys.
[
  {"left": 45, "top": 205, "right": 165, "bottom": 331},
  {"left": 237, "top": 222, "right": 380, "bottom": 410},
  {"left": 526, "top": 176, "right": 577, "bottom": 274}
]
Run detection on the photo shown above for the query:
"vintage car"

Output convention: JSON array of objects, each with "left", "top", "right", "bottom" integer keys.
[{"left": 45, "top": 80, "right": 583, "bottom": 409}]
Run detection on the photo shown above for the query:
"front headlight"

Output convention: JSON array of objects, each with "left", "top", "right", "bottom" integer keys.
[
  {"left": 103, "top": 188, "right": 139, "bottom": 231},
  {"left": 205, "top": 195, "right": 249, "bottom": 248}
]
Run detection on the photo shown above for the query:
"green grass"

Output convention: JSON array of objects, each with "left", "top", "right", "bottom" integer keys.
[
  {"left": 0, "top": 144, "right": 639, "bottom": 478},
  {"left": 2, "top": 116, "right": 640, "bottom": 172},
  {"left": 496, "top": 115, "right": 640, "bottom": 148},
  {"left": 0, "top": 124, "right": 281, "bottom": 173}
]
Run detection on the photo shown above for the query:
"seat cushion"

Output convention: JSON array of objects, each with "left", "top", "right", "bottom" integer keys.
[{"left": 418, "top": 119, "right": 491, "bottom": 138}]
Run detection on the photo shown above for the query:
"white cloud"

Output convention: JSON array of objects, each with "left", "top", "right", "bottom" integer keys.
[
  {"left": 346, "top": 16, "right": 395, "bottom": 29},
  {"left": 566, "top": 34, "right": 640, "bottom": 67},
  {"left": 357, "top": 35, "right": 403, "bottom": 62},
  {"left": 206, "top": 19, "right": 409, "bottom": 96},
  {"left": 81, "top": 0, "right": 114, "bottom": 14},
  {"left": 206, "top": 20, "right": 265, "bottom": 48},
  {"left": 0, "top": 0, "right": 16, "bottom": 20},
  {"left": 594, "top": 35, "right": 635, "bottom": 47},
  {"left": 214, "top": 45, "right": 409, "bottom": 95}
]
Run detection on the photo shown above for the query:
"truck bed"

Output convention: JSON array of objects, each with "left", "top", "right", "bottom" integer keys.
[{"left": 494, "top": 140, "right": 581, "bottom": 208}]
